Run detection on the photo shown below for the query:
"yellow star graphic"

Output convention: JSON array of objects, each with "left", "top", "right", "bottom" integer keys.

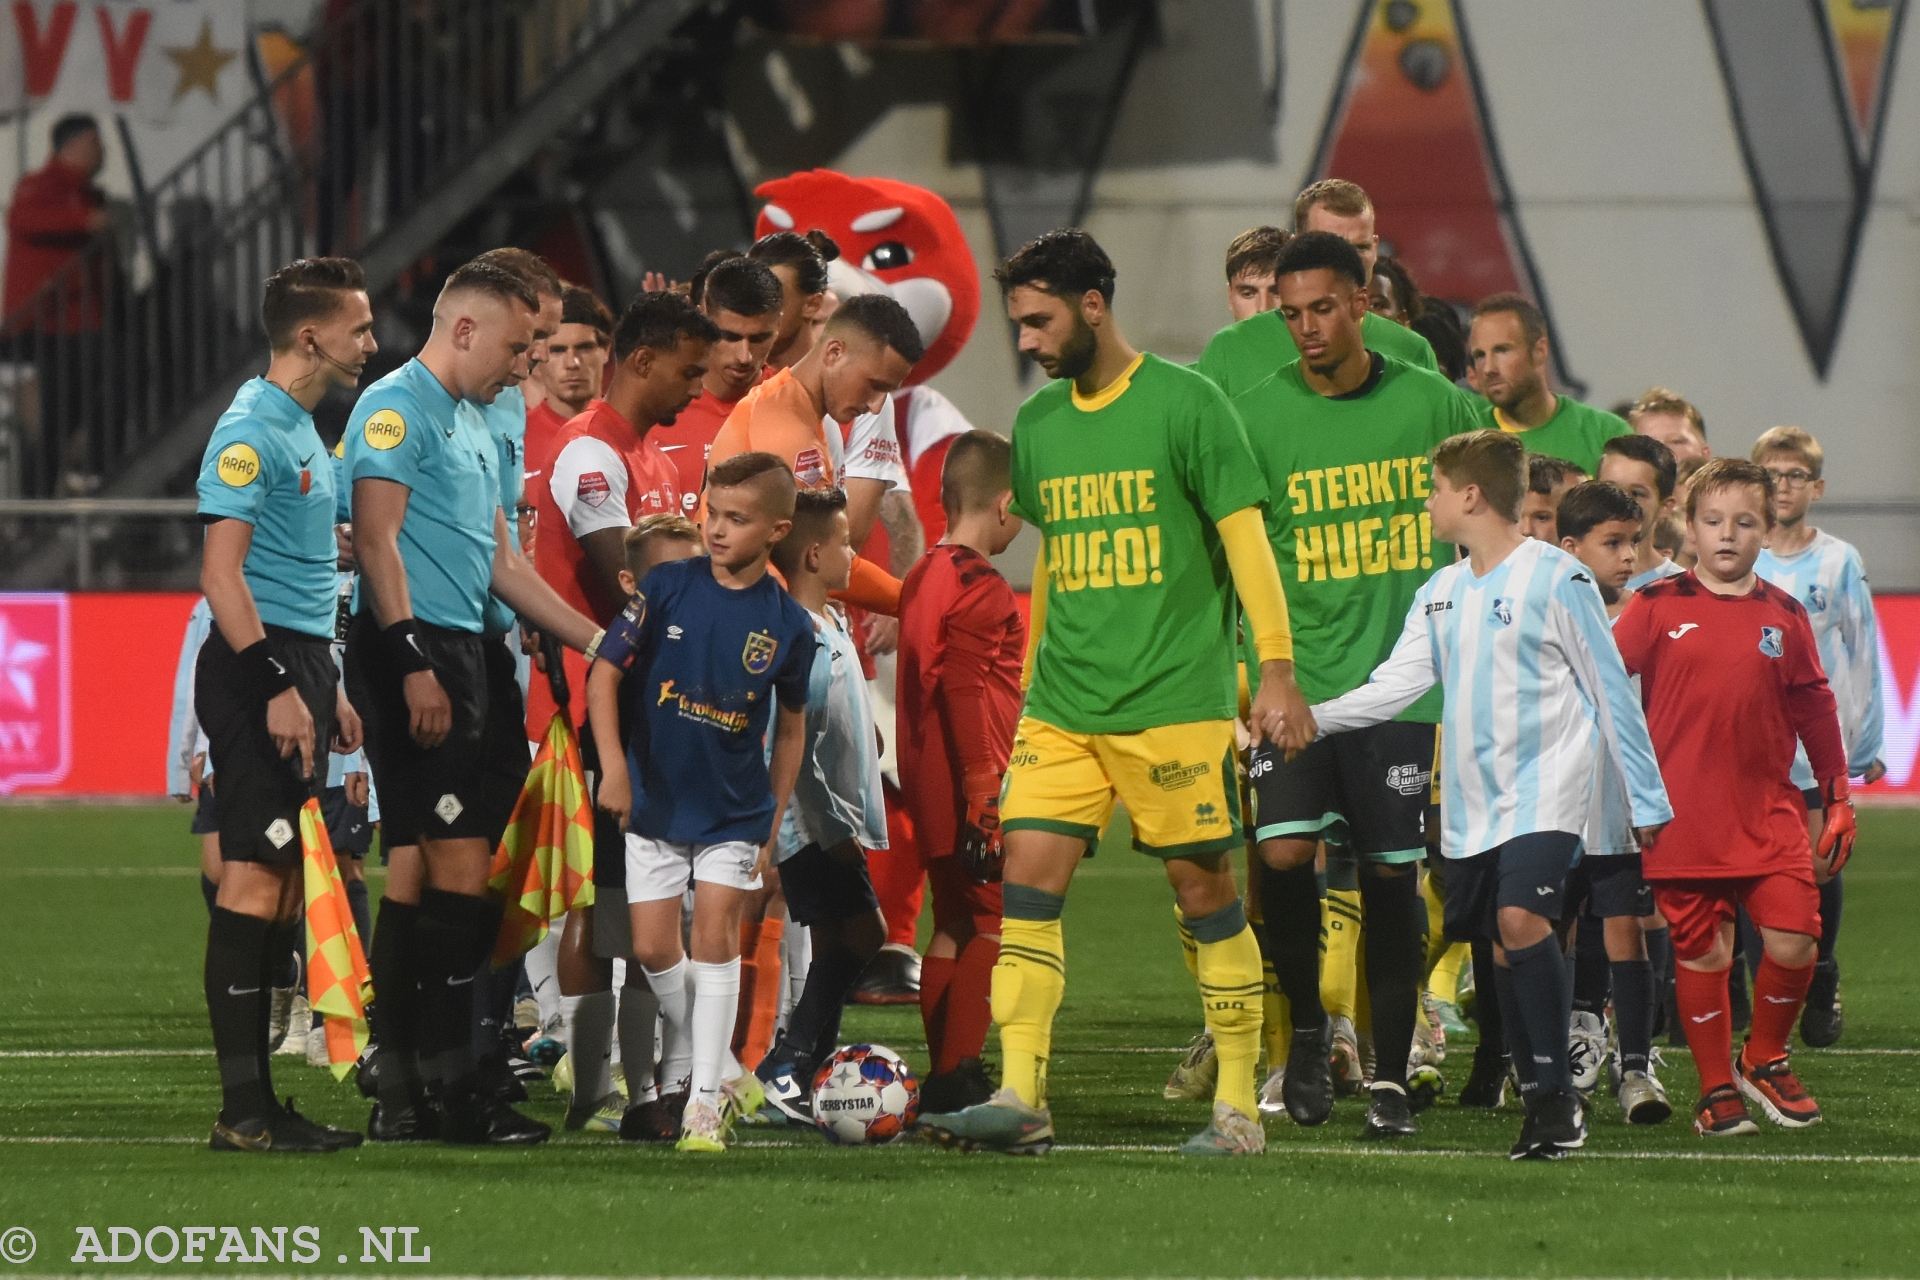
[{"left": 165, "top": 18, "right": 236, "bottom": 103}]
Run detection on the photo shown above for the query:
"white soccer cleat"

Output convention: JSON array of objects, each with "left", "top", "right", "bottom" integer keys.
[{"left": 1568, "top": 1010, "right": 1608, "bottom": 1095}]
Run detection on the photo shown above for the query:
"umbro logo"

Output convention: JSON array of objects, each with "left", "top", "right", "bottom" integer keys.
[
  {"left": 1668, "top": 623, "right": 1699, "bottom": 639},
  {"left": 667, "top": 625, "right": 683, "bottom": 640},
  {"left": 1690, "top": 1009, "right": 1723, "bottom": 1024}
]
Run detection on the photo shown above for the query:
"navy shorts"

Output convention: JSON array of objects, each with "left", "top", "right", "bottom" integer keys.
[
  {"left": 1443, "top": 831, "right": 1582, "bottom": 944},
  {"left": 190, "top": 783, "right": 220, "bottom": 836},
  {"left": 1565, "top": 852, "right": 1652, "bottom": 922},
  {"left": 321, "top": 784, "right": 373, "bottom": 858},
  {"left": 779, "top": 842, "right": 880, "bottom": 927}
]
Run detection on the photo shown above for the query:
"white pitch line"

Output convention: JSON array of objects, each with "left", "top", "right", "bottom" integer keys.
[{"left": 0, "top": 1049, "right": 214, "bottom": 1058}]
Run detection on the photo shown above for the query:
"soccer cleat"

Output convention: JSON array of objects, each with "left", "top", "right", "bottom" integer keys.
[
  {"left": 513, "top": 994, "right": 541, "bottom": 1033},
  {"left": 1180, "top": 1101, "right": 1266, "bottom": 1156},
  {"left": 619, "top": 1097, "right": 681, "bottom": 1143},
  {"left": 366, "top": 1099, "right": 437, "bottom": 1143},
  {"left": 1414, "top": 993, "right": 1447, "bottom": 1066},
  {"left": 1281, "top": 1018, "right": 1334, "bottom": 1125},
  {"left": 1361, "top": 1084, "right": 1417, "bottom": 1139},
  {"left": 1458, "top": 1044, "right": 1510, "bottom": 1108},
  {"left": 1567, "top": 1010, "right": 1608, "bottom": 1096},
  {"left": 1736, "top": 1049, "right": 1823, "bottom": 1128},
  {"left": 1532, "top": 1090, "right": 1586, "bottom": 1154},
  {"left": 1800, "top": 958, "right": 1843, "bottom": 1047},
  {"left": 434, "top": 1086, "right": 551, "bottom": 1145},
  {"left": 755, "top": 1058, "right": 814, "bottom": 1126},
  {"left": 1163, "top": 1030, "right": 1218, "bottom": 1102},
  {"left": 1508, "top": 1104, "right": 1543, "bottom": 1160},
  {"left": 306, "top": 1021, "right": 329, "bottom": 1069},
  {"left": 564, "top": 1091, "right": 625, "bottom": 1133},
  {"left": 1328, "top": 1016, "right": 1362, "bottom": 1097},
  {"left": 676, "top": 1098, "right": 728, "bottom": 1153},
  {"left": 1256, "top": 1065, "right": 1288, "bottom": 1116},
  {"left": 550, "top": 1052, "right": 574, "bottom": 1096},
  {"left": 478, "top": 1052, "right": 529, "bottom": 1105},
  {"left": 1617, "top": 1069, "right": 1672, "bottom": 1125},
  {"left": 211, "top": 1110, "right": 336, "bottom": 1154},
  {"left": 850, "top": 945, "right": 921, "bottom": 1005},
  {"left": 273, "top": 993, "right": 310, "bottom": 1055},
  {"left": 1430, "top": 994, "right": 1472, "bottom": 1039},
  {"left": 1406, "top": 1064, "right": 1447, "bottom": 1114},
  {"left": 918, "top": 1086, "right": 1055, "bottom": 1155},
  {"left": 721, "top": 1067, "right": 767, "bottom": 1132},
  {"left": 1694, "top": 1084, "right": 1761, "bottom": 1137},
  {"left": 525, "top": 1032, "right": 567, "bottom": 1069},
  {"left": 920, "top": 1057, "right": 997, "bottom": 1115}
]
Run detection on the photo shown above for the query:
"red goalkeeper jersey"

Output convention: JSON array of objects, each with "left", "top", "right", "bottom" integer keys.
[
  {"left": 897, "top": 545, "right": 1026, "bottom": 860},
  {"left": 1613, "top": 571, "right": 1847, "bottom": 879}
]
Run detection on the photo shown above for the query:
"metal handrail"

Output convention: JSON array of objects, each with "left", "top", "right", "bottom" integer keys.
[{"left": 0, "top": 498, "right": 198, "bottom": 516}]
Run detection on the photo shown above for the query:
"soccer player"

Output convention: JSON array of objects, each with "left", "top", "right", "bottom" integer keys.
[
  {"left": 657, "top": 254, "right": 784, "bottom": 516},
  {"left": 344, "top": 258, "right": 601, "bottom": 1145},
  {"left": 1522, "top": 455, "right": 1587, "bottom": 543},
  {"left": 587, "top": 451, "right": 816, "bottom": 1152},
  {"left": 1613, "top": 458, "right": 1857, "bottom": 1137},
  {"left": 195, "top": 257, "right": 376, "bottom": 1152},
  {"left": 1466, "top": 293, "right": 1630, "bottom": 475},
  {"left": 749, "top": 229, "right": 837, "bottom": 373},
  {"left": 1309, "top": 430, "right": 1671, "bottom": 1159},
  {"left": 917, "top": 229, "right": 1310, "bottom": 1157},
  {"left": 1630, "top": 387, "right": 1711, "bottom": 463},
  {"left": 1598, "top": 434, "right": 1686, "bottom": 591},
  {"left": 1369, "top": 255, "right": 1422, "bottom": 327},
  {"left": 1231, "top": 231, "right": 1480, "bottom": 1138},
  {"left": 1751, "top": 426, "right": 1884, "bottom": 1046},
  {"left": 1196, "top": 179, "right": 1437, "bottom": 397},
  {"left": 1557, "top": 479, "right": 1676, "bottom": 1123},
  {"left": 522, "top": 284, "right": 614, "bottom": 547},
  {"left": 753, "top": 489, "right": 891, "bottom": 1121},
  {"left": 1222, "top": 225, "right": 1290, "bottom": 321},
  {"left": 897, "top": 430, "right": 1026, "bottom": 1114}
]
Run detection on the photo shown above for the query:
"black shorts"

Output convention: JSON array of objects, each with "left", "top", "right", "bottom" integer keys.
[
  {"left": 476, "top": 632, "right": 532, "bottom": 844},
  {"left": 321, "top": 784, "right": 372, "bottom": 857},
  {"left": 195, "top": 626, "right": 337, "bottom": 866},
  {"left": 1565, "top": 853, "right": 1652, "bottom": 922},
  {"left": 1443, "top": 831, "right": 1582, "bottom": 944},
  {"left": 190, "top": 783, "right": 220, "bottom": 836},
  {"left": 779, "top": 842, "right": 880, "bottom": 927},
  {"left": 344, "top": 613, "right": 516, "bottom": 848},
  {"left": 1249, "top": 720, "right": 1437, "bottom": 863}
]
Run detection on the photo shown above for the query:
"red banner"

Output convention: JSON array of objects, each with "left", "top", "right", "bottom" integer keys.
[{"left": 1, "top": 590, "right": 1918, "bottom": 799}]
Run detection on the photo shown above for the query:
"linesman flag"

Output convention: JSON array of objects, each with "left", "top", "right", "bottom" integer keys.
[
  {"left": 488, "top": 710, "right": 596, "bottom": 965},
  {"left": 299, "top": 799, "right": 371, "bottom": 1080}
]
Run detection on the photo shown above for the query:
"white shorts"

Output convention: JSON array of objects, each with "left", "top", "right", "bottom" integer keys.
[{"left": 624, "top": 833, "right": 763, "bottom": 902}]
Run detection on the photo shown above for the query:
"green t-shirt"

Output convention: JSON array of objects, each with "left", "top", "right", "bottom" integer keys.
[
  {"left": 1473, "top": 395, "right": 1631, "bottom": 475},
  {"left": 1196, "top": 308, "right": 1438, "bottom": 399},
  {"left": 1010, "top": 353, "right": 1270, "bottom": 734},
  {"left": 1232, "top": 353, "right": 1481, "bottom": 720}
]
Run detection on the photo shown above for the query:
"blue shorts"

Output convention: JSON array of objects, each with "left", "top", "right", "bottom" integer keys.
[{"left": 1442, "top": 831, "right": 1582, "bottom": 944}]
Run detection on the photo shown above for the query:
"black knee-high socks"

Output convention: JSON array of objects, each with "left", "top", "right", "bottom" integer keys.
[
  {"left": 1358, "top": 869, "right": 1424, "bottom": 1090},
  {"left": 206, "top": 907, "right": 274, "bottom": 1122},
  {"left": 1258, "top": 860, "right": 1326, "bottom": 1029}
]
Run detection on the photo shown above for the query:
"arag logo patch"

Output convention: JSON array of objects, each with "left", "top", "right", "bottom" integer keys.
[
  {"left": 363, "top": 409, "right": 407, "bottom": 450},
  {"left": 216, "top": 443, "right": 260, "bottom": 487}
]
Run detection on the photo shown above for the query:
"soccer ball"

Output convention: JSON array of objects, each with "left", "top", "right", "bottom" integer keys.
[{"left": 810, "top": 1043, "right": 919, "bottom": 1144}]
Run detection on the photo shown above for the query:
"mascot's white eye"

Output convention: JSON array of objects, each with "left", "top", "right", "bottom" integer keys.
[{"left": 862, "top": 241, "right": 914, "bottom": 272}]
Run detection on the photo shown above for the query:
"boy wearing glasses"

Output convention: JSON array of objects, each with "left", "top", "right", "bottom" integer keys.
[{"left": 1751, "top": 426, "right": 1884, "bottom": 1048}]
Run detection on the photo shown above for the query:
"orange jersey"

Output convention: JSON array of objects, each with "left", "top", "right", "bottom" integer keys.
[
  {"left": 654, "top": 386, "right": 741, "bottom": 520},
  {"left": 707, "top": 365, "right": 836, "bottom": 489}
]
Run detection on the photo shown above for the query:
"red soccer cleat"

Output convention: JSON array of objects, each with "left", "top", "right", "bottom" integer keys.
[
  {"left": 1737, "top": 1049, "right": 1823, "bottom": 1128},
  {"left": 1693, "top": 1084, "right": 1760, "bottom": 1137}
]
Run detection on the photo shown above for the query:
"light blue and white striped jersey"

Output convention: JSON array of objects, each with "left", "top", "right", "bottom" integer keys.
[
  {"left": 773, "top": 605, "right": 888, "bottom": 863},
  {"left": 1756, "top": 529, "right": 1883, "bottom": 786},
  {"left": 1312, "top": 538, "right": 1671, "bottom": 859},
  {"left": 1625, "top": 556, "right": 1685, "bottom": 593},
  {"left": 1583, "top": 609, "right": 1639, "bottom": 857},
  {"left": 168, "top": 597, "right": 215, "bottom": 797}
]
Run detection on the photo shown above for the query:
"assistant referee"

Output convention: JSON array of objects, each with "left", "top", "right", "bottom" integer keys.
[
  {"left": 196, "top": 258, "right": 377, "bottom": 1153},
  {"left": 343, "top": 258, "right": 600, "bottom": 1146}
]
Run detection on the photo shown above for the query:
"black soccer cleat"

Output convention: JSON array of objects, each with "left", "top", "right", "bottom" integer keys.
[
  {"left": 278, "top": 1097, "right": 362, "bottom": 1149},
  {"left": 920, "top": 1058, "right": 997, "bottom": 1116},
  {"left": 1530, "top": 1089, "right": 1586, "bottom": 1156},
  {"left": 1361, "top": 1084, "right": 1417, "bottom": 1139},
  {"left": 477, "top": 1052, "right": 529, "bottom": 1105},
  {"left": 434, "top": 1086, "right": 550, "bottom": 1145},
  {"left": 1458, "top": 1044, "right": 1510, "bottom": 1109},
  {"left": 618, "top": 1097, "right": 682, "bottom": 1143},
  {"left": 1282, "top": 1017, "right": 1335, "bottom": 1127},
  {"left": 1508, "top": 1103, "right": 1541, "bottom": 1160},
  {"left": 850, "top": 945, "right": 921, "bottom": 1005},
  {"left": 1800, "top": 958, "right": 1843, "bottom": 1047},
  {"left": 211, "top": 1109, "right": 339, "bottom": 1154},
  {"left": 367, "top": 1098, "right": 438, "bottom": 1142}
]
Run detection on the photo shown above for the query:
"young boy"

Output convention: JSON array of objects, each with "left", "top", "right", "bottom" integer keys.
[
  {"left": 1751, "top": 426, "right": 1883, "bottom": 1047},
  {"left": 750, "top": 489, "right": 891, "bottom": 1121},
  {"left": 587, "top": 451, "right": 816, "bottom": 1153},
  {"left": 1614, "top": 458, "right": 1857, "bottom": 1137},
  {"left": 1598, "top": 434, "right": 1685, "bottom": 591},
  {"left": 896, "top": 430, "right": 1027, "bottom": 1114},
  {"left": 1556, "top": 480, "right": 1675, "bottom": 1123},
  {"left": 1521, "top": 455, "right": 1587, "bottom": 543},
  {"left": 1306, "top": 430, "right": 1671, "bottom": 1159}
]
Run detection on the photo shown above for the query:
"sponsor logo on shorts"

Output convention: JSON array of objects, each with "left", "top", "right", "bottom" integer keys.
[
  {"left": 1193, "top": 801, "right": 1222, "bottom": 826},
  {"left": 1491, "top": 597, "right": 1513, "bottom": 627},
  {"left": 577, "top": 471, "right": 612, "bottom": 508},
  {"left": 363, "top": 409, "right": 406, "bottom": 450},
  {"left": 1147, "top": 759, "right": 1209, "bottom": 790},
  {"left": 265, "top": 818, "right": 294, "bottom": 848},
  {"left": 1008, "top": 739, "right": 1039, "bottom": 769},
  {"left": 1759, "top": 625, "right": 1784, "bottom": 658},
  {"left": 1248, "top": 753, "right": 1273, "bottom": 779},
  {"left": 435, "top": 794, "right": 464, "bottom": 824},
  {"left": 1385, "top": 763, "right": 1430, "bottom": 796},
  {"left": 743, "top": 631, "right": 778, "bottom": 674},
  {"left": 216, "top": 443, "right": 260, "bottom": 488}
]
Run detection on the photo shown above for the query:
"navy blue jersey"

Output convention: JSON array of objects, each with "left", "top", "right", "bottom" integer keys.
[{"left": 600, "top": 557, "right": 815, "bottom": 845}]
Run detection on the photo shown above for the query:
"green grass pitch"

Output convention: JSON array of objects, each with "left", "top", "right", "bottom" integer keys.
[{"left": 3, "top": 802, "right": 1919, "bottom": 1277}]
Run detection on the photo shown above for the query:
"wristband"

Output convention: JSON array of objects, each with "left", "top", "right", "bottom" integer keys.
[
  {"left": 383, "top": 619, "right": 434, "bottom": 675},
  {"left": 1821, "top": 775, "right": 1852, "bottom": 806},
  {"left": 584, "top": 628, "right": 606, "bottom": 662},
  {"left": 239, "top": 639, "right": 297, "bottom": 701}
]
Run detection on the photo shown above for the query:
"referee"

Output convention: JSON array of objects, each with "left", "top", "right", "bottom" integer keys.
[
  {"left": 344, "top": 258, "right": 599, "bottom": 1145},
  {"left": 197, "top": 258, "right": 377, "bottom": 1153}
]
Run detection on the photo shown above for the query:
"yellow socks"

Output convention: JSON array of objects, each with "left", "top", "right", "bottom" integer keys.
[
  {"left": 1263, "top": 955, "right": 1291, "bottom": 1065},
  {"left": 1322, "top": 887, "right": 1363, "bottom": 1022},
  {"left": 1190, "top": 900, "right": 1264, "bottom": 1120},
  {"left": 994, "top": 887, "right": 1068, "bottom": 1110},
  {"left": 1173, "top": 904, "right": 1199, "bottom": 979}
]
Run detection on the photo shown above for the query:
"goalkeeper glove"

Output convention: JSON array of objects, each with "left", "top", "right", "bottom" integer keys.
[
  {"left": 1816, "top": 776, "right": 1857, "bottom": 878},
  {"left": 960, "top": 785, "right": 1003, "bottom": 884}
]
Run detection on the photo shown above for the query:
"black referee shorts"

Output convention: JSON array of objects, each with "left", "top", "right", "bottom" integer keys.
[
  {"left": 345, "top": 613, "right": 520, "bottom": 848},
  {"left": 195, "top": 625, "right": 337, "bottom": 866}
]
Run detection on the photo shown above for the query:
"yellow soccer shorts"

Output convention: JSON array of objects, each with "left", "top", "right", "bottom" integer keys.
[{"left": 1001, "top": 715, "right": 1242, "bottom": 859}]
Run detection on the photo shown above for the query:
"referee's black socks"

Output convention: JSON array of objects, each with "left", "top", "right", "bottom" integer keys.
[
  {"left": 370, "top": 898, "right": 423, "bottom": 1108},
  {"left": 414, "top": 888, "right": 502, "bottom": 1090},
  {"left": 1358, "top": 867, "right": 1424, "bottom": 1091},
  {"left": 205, "top": 907, "right": 275, "bottom": 1122},
  {"left": 1256, "top": 860, "right": 1326, "bottom": 1027}
]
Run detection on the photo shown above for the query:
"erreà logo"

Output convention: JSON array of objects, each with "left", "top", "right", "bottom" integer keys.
[{"left": 363, "top": 409, "right": 407, "bottom": 450}]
